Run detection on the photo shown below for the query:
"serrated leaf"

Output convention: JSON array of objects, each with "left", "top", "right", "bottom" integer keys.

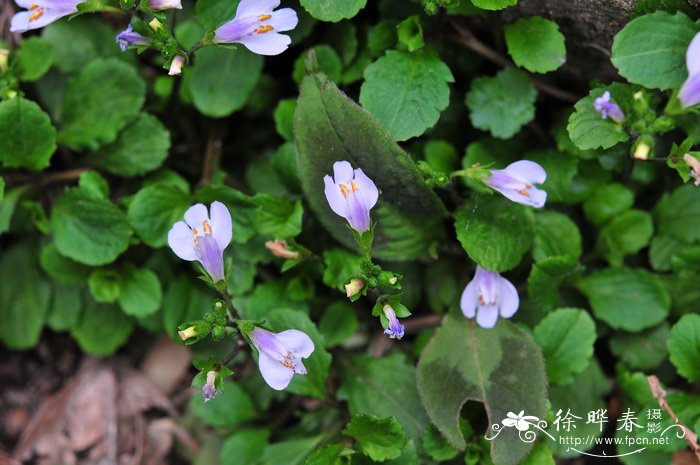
[
  {"left": 42, "top": 17, "right": 121, "bottom": 72},
  {"left": 95, "top": 113, "right": 170, "bottom": 177},
  {"left": 417, "top": 316, "right": 546, "bottom": 465},
  {"left": 360, "top": 49, "right": 454, "bottom": 141},
  {"left": 299, "top": 0, "right": 367, "bottom": 22},
  {"left": 567, "top": 87, "right": 630, "bottom": 150},
  {"left": 654, "top": 184, "right": 700, "bottom": 242},
  {"left": 0, "top": 97, "right": 56, "bottom": 170},
  {"left": 533, "top": 211, "right": 582, "bottom": 262},
  {"left": 583, "top": 183, "right": 634, "bottom": 226},
  {"left": 59, "top": 58, "right": 145, "bottom": 150},
  {"left": 576, "top": 268, "right": 670, "bottom": 332},
  {"left": 668, "top": 314, "right": 700, "bottom": 382},
  {"left": 52, "top": 188, "right": 132, "bottom": 266},
  {"left": 16, "top": 37, "right": 53, "bottom": 81},
  {"left": 609, "top": 323, "right": 669, "bottom": 371},
  {"left": 187, "top": 47, "right": 263, "bottom": 118},
  {"left": 611, "top": 11, "right": 697, "bottom": 90},
  {"left": 465, "top": 67, "right": 536, "bottom": 139},
  {"left": 118, "top": 266, "right": 162, "bottom": 317},
  {"left": 471, "top": 0, "right": 517, "bottom": 10},
  {"left": 454, "top": 195, "right": 534, "bottom": 272},
  {"left": 597, "top": 209, "right": 654, "bottom": 266},
  {"left": 127, "top": 184, "right": 191, "bottom": 248},
  {"left": 504, "top": 17, "right": 566, "bottom": 73},
  {"left": 343, "top": 414, "right": 407, "bottom": 461},
  {"left": 534, "top": 308, "right": 596, "bottom": 386},
  {"left": 527, "top": 255, "right": 580, "bottom": 311},
  {"left": 70, "top": 297, "right": 133, "bottom": 356},
  {"left": 294, "top": 71, "right": 447, "bottom": 260}
]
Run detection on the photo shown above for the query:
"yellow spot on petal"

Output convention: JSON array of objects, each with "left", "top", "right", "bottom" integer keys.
[
  {"left": 203, "top": 220, "right": 212, "bottom": 235},
  {"left": 255, "top": 25, "right": 273, "bottom": 34},
  {"left": 258, "top": 13, "right": 271, "bottom": 20},
  {"left": 351, "top": 181, "right": 358, "bottom": 192},
  {"left": 28, "top": 5, "right": 44, "bottom": 21},
  {"left": 517, "top": 189, "right": 530, "bottom": 197},
  {"left": 339, "top": 183, "right": 349, "bottom": 198}
]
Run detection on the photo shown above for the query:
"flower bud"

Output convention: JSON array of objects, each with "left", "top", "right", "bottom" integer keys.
[
  {"left": 265, "top": 239, "right": 300, "bottom": 259},
  {"left": 168, "top": 55, "right": 185, "bottom": 76},
  {"left": 345, "top": 278, "right": 365, "bottom": 299},
  {"left": 202, "top": 370, "right": 218, "bottom": 402},
  {"left": 149, "top": 18, "right": 164, "bottom": 31},
  {"left": 178, "top": 325, "right": 198, "bottom": 341},
  {"left": 378, "top": 271, "right": 400, "bottom": 288},
  {"left": 684, "top": 153, "right": 700, "bottom": 186},
  {"left": 148, "top": 0, "right": 182, "bottom": 10},
  {"left": 0, "top": 49, "right": 9, "bottom": 73},
  {"left": 632, "top": 136, "right": 653, "bottom": 160}
]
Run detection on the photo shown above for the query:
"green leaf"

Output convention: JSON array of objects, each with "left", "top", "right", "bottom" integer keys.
[
  {"left": 88, "top": 269, "right": 121, "bottom": 303},
  {"left": 59, "top": 58, "right": 145, "bottom": 150},
  {"left": 576, "top": 268, "right": 670, "bottom": 332},
  {"left": 253, "top": 194, "right": 303, "bottom": 238},
  {"left": 533, "top": 211, "right": 582, "bottom": 262},
  {"left": 597, "top": 209, "right": 654, "bottom": 266},
  {"left": 78, "top": 171, "right": 110, "bottom": 199},
  {"left": 52, "top": 188, "right": 132, "bottom": 266},
  {"left": 294, "top": 71, "right": 447, "bottom": 260},
  {"left": 0, "top": 97, "right": 56, "bottom": 170},
  {"left": 163, "top": 275, "right": 213, "bottom": 339},
  {"left": 583, "top": 183, "right": 634, "bottom": 226},
  {"left": 42, "top": 17, "right": 120, "bottom": 73},
  {"left": 528, "top": 255, "right": 580, "bottom": 311},
  {"left": 422, "top": 426, "right": 459, "bottom": 461},
  {"left": 454, "top": 196, "right": 534, "bottom": 272},
  {"left": 0, "top": 242, "right": 51, "bottom": 349},
  {"left": 264, "top": 308, "right": 331, "bottom": 399},
  {"left": 318, "top": 301, "right": 358, "bottom": 347},
  {"left": 304, "top": 444, "right": 347, "bottom": 465},
  {"left": 187, "top": 47, "right": 263, "bottom": 118},
  {"left": 417, "top": 316, "right": 546, "bottom": 465},
  {"left": 260, "top": 436, "right": 325, "bottom": 465},
  {"left": 526, "top": 150, "right": 578, "bottom": 203},
  {"left": 40, "top": 243, "right": 92, "bottom": 285},
  {"left": 189, "top": 381, "right": 257, "bottom": 427},
  {"left": 274, "top": 99, "right": 296, "bottom": 141},
  {"left": 465, "top": 67, "right": 536, "bottom": 139},
  {"left": 504, "top": 17, "right": 566, "bottom": 73},
  {"left": 397, "top": 16, "right": 424, "bottom": 52},
  {"left": 471, "top": 0, "right": 517, "bottom": 10},
  {"left": 522, "top": 441, "right": 554, "bottom": 465},
  {"left": 609, "top": 323, "right": 670, "bottom": 371},
  {"left": 654, "top": 184, "right": 700, "bottom": 243},
  {"left": 46, "top": 283, "right": 83, "bottom": 331},
  {"left": 293, "top": 46, "right": 343, "bottom": 84},
  {"left": 322, "top": 248, "right": 363, "bottom": 291},
  {"left": 118, "top": 266, "right": 162, "bottom": 317},
  {"left": 533, "top": 308, "right": 596, "bottom": 386},
  {"left": 16, "top": 37, "right": 53, "bottom": 81},
  {"left": 668, "top": 314, "right": 700, "bottom": 382},
  {"left": 338, "top": 353, "right": 429, "bottom": 448},
  {"left": 220, "top": 429, "right": 269, "bottom": 465},
  {"left": 360, "top": 49, "right": 453, "bottom": 141},
  {"left": 95, "top": 113, "right": 171, "bottom": 177},
  {"left": 611, "top": 11, "right": 697, "bottom": 90},
  {"left": 127, "top": 184, "right": 191, "bottom": 248},
  {"left": 343, "top": 415, "right": 406, "bottom": 461},
  {"left": 299, "top": 0, "right": 367, "bottom": 22},
  {"left": 649, "top": 234, "right": 687, "bottom": 271},
  {"left": 70, "top": 297, "right": 134, "bottom": 356},
  {"left": 567, "top": 87, "right": 630, "bottom": 150}
]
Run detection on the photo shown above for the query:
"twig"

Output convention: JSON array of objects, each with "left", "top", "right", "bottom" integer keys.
[
  {"left": 647, "top": 375, "right": 700, "bottom": 462},
  {"left": 403, "top": 315, "right": 443, "bottom": 332},
  {"left": 198, "top": 122, "right": 224, "bottom": 187},
  {"left": 450, "top": 20, "right": 580, "bottom": 104},
  {"left": 4, "top": 167, "right": 89, "bottom": 186}
]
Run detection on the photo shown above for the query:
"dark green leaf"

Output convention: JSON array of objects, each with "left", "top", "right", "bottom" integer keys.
[
  {"left": 70, "top": 297, "right": 134, "bottom": 356},
  {"left": 299, "top": 0, "right": 367, "bottom": 21},
  {"left": 16, "top": 37, "right": 53, "bottom": 81},
  {"left": 118, "top": 266, "right": 162, "bottom": 317},
  {"left": 189, "top": 381, "right": 257, "bottom": 427},
  {"left": 343, "top": 414, "right": 407, "bottom": 461},
  {"left": 504, "top": 17, "right": 566, "bottom": 73},
  {"left": 567, "top": 87, "right": 630, "bottom": 150},
  {"left": 0, "top": 97, "right": 56, "bottom": 170},
  {"left": 127, "top": 184, "right": 191, "bottom": 248},
  {"left": 668, "top": 314, "right": 700, "bottom": 382}
]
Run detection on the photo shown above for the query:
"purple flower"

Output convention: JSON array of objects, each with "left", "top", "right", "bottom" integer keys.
[
  {"left": 382, "top": 305, "right": 405, "bottom": 339},
  {"left": 324, "top": 161, "right": 379, "bottom": 233},
  {"left": 214, "top": 0, "right": 298, "bottom": 56},
  {"left": 10, "top": 0, "right": 84, "bottom": 33},
  {"left": 116, "top": 25, "right": 151, "bottom": 52},
  {"left": 202, "top": 370, "right": 218, "bottom": 402},
  {"left": 680, "top": 32, "right": 700, "bottom": 108},
  {"left": 167, "top": 201, "right": 232, "bottom": 283},
  {"left": 147, "top": 0, "right": 181, "bottom": 11},
  {"left": 484, "top": 160, "right": 547, "bottom": 208},
  {"left": 460, "top": 266, "right": 519, "bottom": 329},
  {"left": 593, "top": 91, "right": 625, "bottom": 123},
  {"left": 250, "top": 327, "right": 314, "bottom": 391}
]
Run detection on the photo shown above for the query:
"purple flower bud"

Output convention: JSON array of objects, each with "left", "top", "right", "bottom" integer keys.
[
  {"left": 593, "top": 91, "right": 625, "bottom": 123},
  {"left": 167, "top": 201, "right": 232, "bottom": 283},
  {"left": 324, "top": 161, "right": 379, "bottom": 233},
  {"left": 214, "top": 0, "right": 298, "bottom": 56},
  {"left": 10, "top": 0, "right": 85, "bottom": 33},
  {"left": 684, "top": 154, "right": 700, "bottom": 186},
  {"left": 147, "top": 0, "right": 181, "bottom": 11},
  {"left": 460, "top": 266, "right": 519, "bottom": 329},
  {"left": 168, "top": 55, "right": 185, "bottom": 76},
  {"left": 382, "top": 305, "right": 405, "bottom": 339},
  {"left": 116, "top": 25, "right": 151, "bottom": 52},
  {"left": 680, "top": 32, "right": 700, "bottom": 109},
  {"left": 250, "top": 327, "right": 314, "bottom": 391},
  {"left": 484, "top": 160, "right": 547, "bottom": 208},
  {"left": 202, "top": 370, "right": 218, "bottom": 402}
]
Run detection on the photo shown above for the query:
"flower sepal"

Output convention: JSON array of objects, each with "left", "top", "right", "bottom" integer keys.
[
  {"left": 417, "top": 160, "right": 450, "bottom": 187},
  {"left": 350, "top": 221, "right": 375, "bottom": 259},
  {"left": 452, "top": 163, "right": 494, "bottom": 184}
]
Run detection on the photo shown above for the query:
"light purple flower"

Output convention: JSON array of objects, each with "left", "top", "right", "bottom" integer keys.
[
  {"left": 167, "top": 201, "right": 232, "bottom": 283},
  {"left": 10, "top": 0, "right": 84, "bottom": 33},
  {"left": 484, "top": 160, "right": 547, "bottom": 208},
  {"left": 593, "top": 91, "right": 625, "bottom": 123},
  {"left": 460, "top": 266, "right": 519, "bottom": 329},
  {"left": 250, "top": 327, "right": 314, "bottom": 391},
  {"left": 680, "top": 32, "right": 700, "bottom": 108},
  {"left": 168, "top": 55, "right": 185, "bottom": 76},
  {"left": 684, "top": 153, "right": 700, "bottom": 186},
  {"left": 214, "top": 0, "right": 298, "bottom": 56},
  {"left": 382, "top": 305, "right": 405, "bottom": 339},
  {"left": 116, "top": 25, "right": 151, "bottom": 52},
  {"left": 202, "top": 370, "right": 218, "bottom": 402},
  {"left": 324, "top": 161, "right": 379, "bottom": 233},
  {"left": 147, "top": 0, "right": 181, "bottom": 11}
]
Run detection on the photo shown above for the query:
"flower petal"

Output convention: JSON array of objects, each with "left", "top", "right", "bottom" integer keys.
[
  {"left": 687, "top": 31, "right": 700, "bottom": 77},
  {"left": 209, "top": 201, "right": 232, "bottom": 252},
  {"left": 324, "top": 175, "right": 348, "bottom": 218},
  {"left": 353, "top": 168, "right": 379, "bottom": 211},
  {"left": 680, "top": 73, "right": 700, "bottom": 108},
  {"left": 476, "top": 304, "right": 499, "bottom": 329},
  {"left": 293, "top": 358, "right": 307, "bottom": 374},
  {"left": 460, "top": 279, "right": 477, "bottom": 318},
  {"left": 236, "top": 0, "right": 279, "bottom": 18},
  {"left": 258, "top": 351, "right": 294, "bottom": 391},
  {"left": 268, "top": 7, "right": 297, "bottom": 32},
  {"left": 346, "top": 191, "right": 370, "bottom": 233},
  {"left": 498, "top": 275, "right": 519, "bottom": 319},
  {"left": 184, "top": 203, "right": 209, "bottom": 230},
  {"left": 237, "top": 31, "right": 291, "bottom": 56},
  {"left": 504, "top": 160, "right": 546, "bottom": 185},
  {"left": 332, "top": 160, "right": 354, "bottom": 184},
  {"left": 10, "top": 7, "right": 71, "bottom": 32},
  {"left": 274, "top": 329, "right": 315, "bottom": 358},
  {"left": 167, "top": 221, "right": 197, "bottom": 261},
  {"left": 528, "top": 187, "right": 547, "bottom": 209}
]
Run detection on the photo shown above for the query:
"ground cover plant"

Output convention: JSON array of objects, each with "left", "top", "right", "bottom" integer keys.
[{"left": 2, "top": 0, "right": 700, "bottom": 464}]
